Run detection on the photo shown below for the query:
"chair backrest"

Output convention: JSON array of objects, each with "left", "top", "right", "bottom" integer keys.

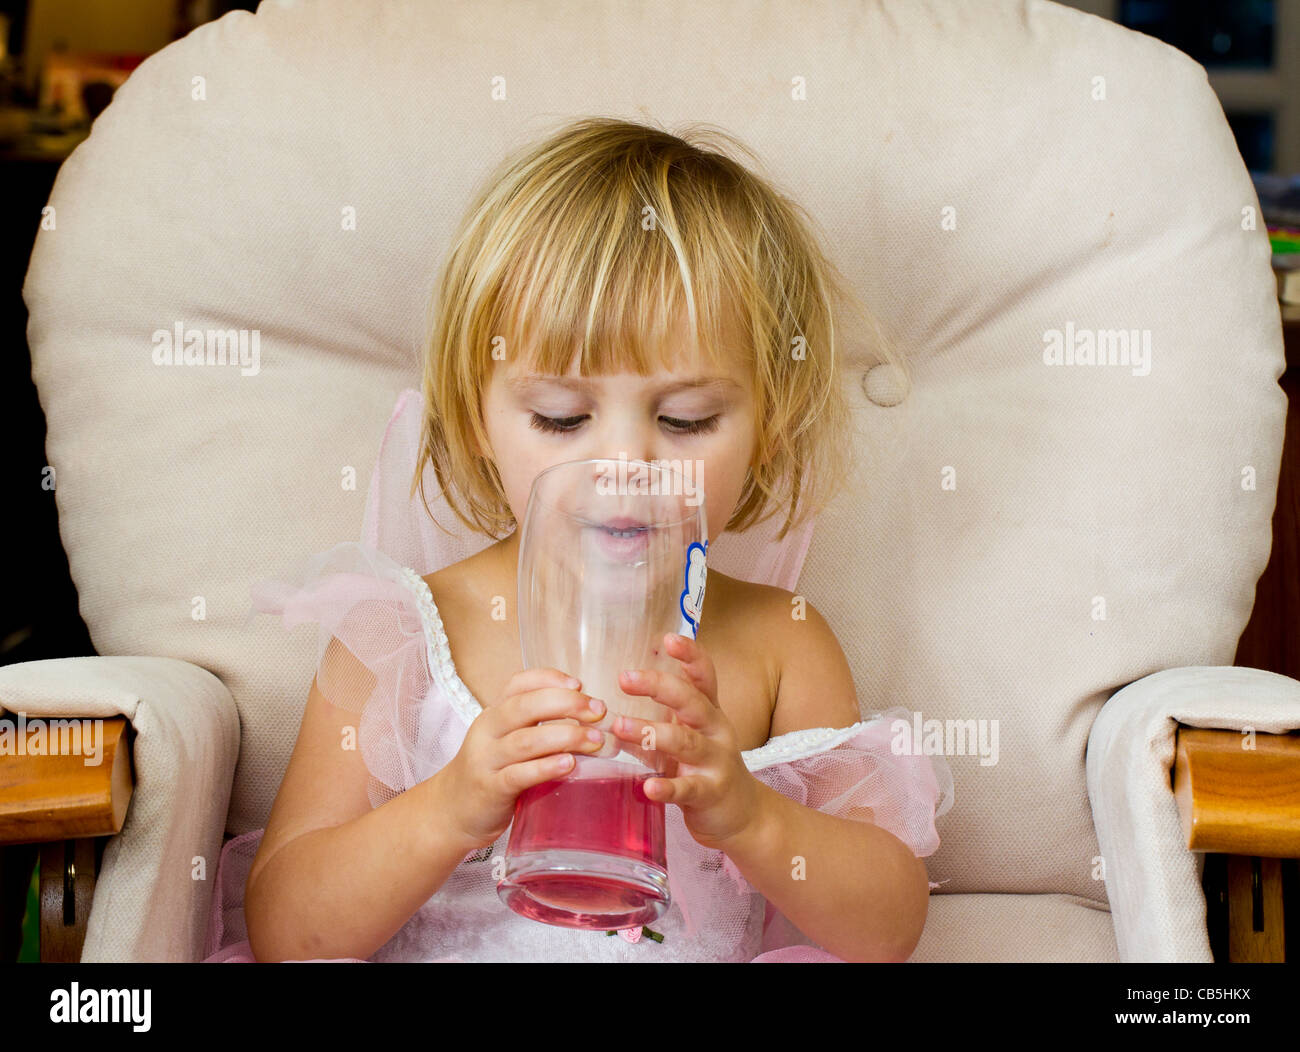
[{"left": 24, "top": 0, "right": 1285, "bottom": 907}]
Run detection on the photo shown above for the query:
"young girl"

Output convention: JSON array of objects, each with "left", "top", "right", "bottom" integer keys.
[{"left": 203, "top": 117, "right": 953, "bottom": 964}]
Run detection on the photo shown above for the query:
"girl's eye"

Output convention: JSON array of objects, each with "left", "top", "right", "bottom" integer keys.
[
  {"left": 529, "top": 413, "right": 588, "bottom": 434},
  {"left": 661, "top": 415, "right": 720, "bottom": 435},
  {"left": 529, "top": 413, "right": 721, "bottom": 436}
]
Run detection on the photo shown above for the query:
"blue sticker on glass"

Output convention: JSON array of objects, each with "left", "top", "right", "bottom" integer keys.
[{"left": 677, "top": 539, "right": 708, "bottom": 639}]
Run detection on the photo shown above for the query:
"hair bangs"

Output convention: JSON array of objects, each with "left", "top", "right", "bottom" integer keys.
[
  {"left": 416, "top": 116, "right": 905, "bottom": 541},
  {"left": 494, "top": 189, "right": 744, "bottom": 382}
]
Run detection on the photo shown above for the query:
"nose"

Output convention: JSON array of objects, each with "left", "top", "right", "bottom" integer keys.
[
  {"left": 586, "top": 423, "right": 660, "bottom": 514},
  {"left": 589, "top": 453, "right": 655, "bottom": 497},
  {"left": 586, "top": 417, "right": 659, "bottom": 470}
]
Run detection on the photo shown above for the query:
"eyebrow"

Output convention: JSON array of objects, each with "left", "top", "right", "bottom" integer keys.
[{"left": 506, "top": 375, "right": 740, "bottom": 396}]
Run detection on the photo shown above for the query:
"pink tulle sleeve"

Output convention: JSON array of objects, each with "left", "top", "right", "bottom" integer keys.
[
  {"left": 748, "top": 709, "right": 954, "bottom": 859},
  {"left": 661, "top": 707, "right": 954, "bottom": 960},
  {"left": 241, "top": 539, "right": 443, "bottom": 809}
]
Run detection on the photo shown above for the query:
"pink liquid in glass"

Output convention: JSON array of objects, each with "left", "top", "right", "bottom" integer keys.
[{"left": 500, "top": 758, "right": 668, "bottom": 928}]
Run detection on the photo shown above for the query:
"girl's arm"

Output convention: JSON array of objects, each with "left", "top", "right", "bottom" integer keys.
[
  {"left": 244, "top": 646, "right": 482, "bottom": 962},
  {"left": 730, "top": 593, "right": 929, "bottom": 962},
  {"left": 244, "top": 762, "right": 477, "bottom": 962},
  {"left": 718, "top": 781, "right": 931, "bottom": 962}
]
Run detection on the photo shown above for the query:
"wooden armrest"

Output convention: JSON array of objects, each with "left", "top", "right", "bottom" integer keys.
[
  {"left": 0, "top": 715, "right": 134, "bottom": 845},
  {"left": 0, "top": 715, "right": 134, "bottom": 960},
  {"left": 1173, "top": 725, "right": 1300, "bottom": 857}
]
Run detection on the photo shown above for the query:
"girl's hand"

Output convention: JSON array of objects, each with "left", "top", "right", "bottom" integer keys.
[
  {"left": 439, "top": 668, "right": 608, "bottom": 851},
  {"left": 612, "top": 633, "right": 763, "bottom": 850}
]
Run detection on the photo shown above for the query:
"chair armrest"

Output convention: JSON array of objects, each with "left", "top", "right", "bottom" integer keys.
[
  {"left": 1086, "top": 665, "right": 1300, "bottom": 962},
  {"left": 1174, "top": 727, "right": 1300, "bottom": 856},
  {"left": 0, "top": 716, "right": 133, "bottom": 843},
  {"left": 0, "top": 656, "right": 240, "bottom": 961}
]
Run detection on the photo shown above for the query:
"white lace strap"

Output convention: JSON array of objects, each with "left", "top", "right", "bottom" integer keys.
[{"left": 396, "top": 566, "right": 484, "bottom": 726}]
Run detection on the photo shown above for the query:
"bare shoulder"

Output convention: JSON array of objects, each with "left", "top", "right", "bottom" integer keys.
[
  {"left": 757, "top": 585, "right": 861, "bottom": 738},
  {"left": 703, "top": 570, "right": 795, "bottom": 637},
  {"left": 420, "top": 548, "right": 472, "bottom": 600},
  {"left": 420, "top": 540, "right": 511, "bottom": 610},
  {"left": 704, "top": 573, "right": 861, "bottom": 738}
]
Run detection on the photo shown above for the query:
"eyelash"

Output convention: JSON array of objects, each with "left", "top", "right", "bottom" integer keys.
[{"left": 528, "top": 413, "right": 721, "bottom": 436}]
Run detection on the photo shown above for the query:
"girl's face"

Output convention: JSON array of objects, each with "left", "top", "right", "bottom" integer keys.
[{"left": 480, "top": 326, "right": 757, "bottom": 544}]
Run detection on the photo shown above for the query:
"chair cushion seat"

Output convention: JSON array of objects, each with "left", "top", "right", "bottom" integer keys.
[{"left": 910, "top": 893, "right": 1119, "bottom": 962}]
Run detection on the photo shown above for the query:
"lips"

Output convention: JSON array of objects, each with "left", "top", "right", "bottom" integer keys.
[
  {"left": 603, "top": 517, "right": 647, "bottom": 531},
  {"left": 590, "top": 518, "right": 651, "bottom": 560}
]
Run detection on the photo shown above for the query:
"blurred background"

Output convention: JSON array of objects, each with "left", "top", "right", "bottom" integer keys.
[
  {"left": 0, "top": 0, "right": 1297, "bottom": 962},
  {"left": 1066, "top": 0, "right": 1300, "bottom": 172}
]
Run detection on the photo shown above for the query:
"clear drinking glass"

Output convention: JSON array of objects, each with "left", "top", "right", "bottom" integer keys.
[{"left": 496, "top": 457, "right": 708, "bottom": 930}]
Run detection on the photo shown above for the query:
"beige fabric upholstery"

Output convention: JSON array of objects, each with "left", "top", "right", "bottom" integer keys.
[
  {"left": 17, "top": 0, "right": 1290, "bottom": 959},
  {"left": 911, "top": 893, "right": 1119, "bottom": 962}
]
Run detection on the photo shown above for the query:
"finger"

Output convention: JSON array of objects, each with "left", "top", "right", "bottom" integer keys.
[
  {"left": 503, "top": 667, "right": 583, "bottom": 699},
  {"left": 640, "top": 773, "right": 700, "bottom": 804},
  {"left": 501, "top": 751, "right": 580, "bottom": 795},
  {"left": 610, "top": 713, "right": 711, "bottom": 765},
  {"left": 663, "top": 633, "right": 719, "bottom": 708},
  {"left": 501, "top": 721, "right": 606, "bottom": 768},
  {"left": 618, "top": 667, "right": 712, "bottom": 730},
  {"left": 607, "top": 735, "right": 660, "bottom": 769},
  {"left": 496, "top": 686, "right": 604, "bottom": 735},
  {"left": 607, "top": 713, "right": 665, "bottom": 760}
]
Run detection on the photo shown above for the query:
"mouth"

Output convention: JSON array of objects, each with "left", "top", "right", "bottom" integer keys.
[
  {"left": 589, "top": 518, "right": 652, "bottom": 559},
  {"left": 601, "top": 517, "right": 648, "bottom": 535}
]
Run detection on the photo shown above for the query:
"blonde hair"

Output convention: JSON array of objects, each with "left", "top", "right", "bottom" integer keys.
[{"left": 414, "top": 116, "right": 910, "bottom": 541}]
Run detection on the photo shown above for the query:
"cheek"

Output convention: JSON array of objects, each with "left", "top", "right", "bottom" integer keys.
[
  {"left": 495, "top": 440, "right": 565, "bottom": 522},
  {"left": 498, "top": 460, "right": 540, "bottom": 518},
  {"left": 699, "top": 457, "right": 749, "bottom": 536}
]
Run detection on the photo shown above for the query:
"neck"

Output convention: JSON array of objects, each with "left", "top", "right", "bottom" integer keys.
[{"left": 486, "top": 526, "right": 521, "bottom": 581}]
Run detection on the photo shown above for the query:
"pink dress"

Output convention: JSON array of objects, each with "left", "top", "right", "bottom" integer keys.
[{"left": 202, "top": 390, "right": 954, "bottom": 963}]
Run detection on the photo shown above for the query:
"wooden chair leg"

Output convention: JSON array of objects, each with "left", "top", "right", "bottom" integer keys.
[
  {"left": 39, "top": 838, "right": 98, "bottom": 962},
  {"left": 1226, "top": 855, "right": 1286, "bottom": 962}
]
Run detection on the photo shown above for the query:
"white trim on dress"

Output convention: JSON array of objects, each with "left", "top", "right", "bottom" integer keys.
[{"left": 397, "top": 567, "right": 889, "bottom": 773}]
